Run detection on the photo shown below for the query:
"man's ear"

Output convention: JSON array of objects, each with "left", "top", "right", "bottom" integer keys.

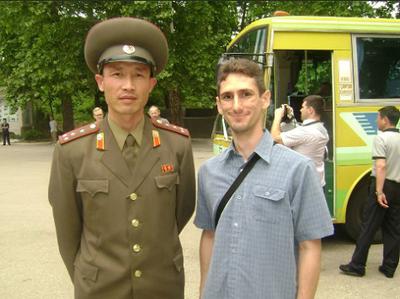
[
  {"left": 95, "top": 74, "right": 104, "bottom": 92},
  {"left": 261, "top": 90, "right": 271, "bottom": 110},
  {"left": 149, "top": 78, "right": 157, "bottom": 93},
  {"left": 216, "top": 96, "right": 223, "bottom": 115}
]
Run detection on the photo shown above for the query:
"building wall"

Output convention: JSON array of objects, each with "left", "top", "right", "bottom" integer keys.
[{"left": 0, "top": 92, "right": 23, "bottom": 135}]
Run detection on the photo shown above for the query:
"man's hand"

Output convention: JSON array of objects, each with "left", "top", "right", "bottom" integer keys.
[
  {"left": 274, "top": 107, "right": 285, "bottom": 120},
  {"left": 376, "top": 193, "right": 389, "bottom": 208}
]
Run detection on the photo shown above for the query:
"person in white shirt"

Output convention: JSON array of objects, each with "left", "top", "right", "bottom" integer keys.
[
  {"left": 271, "top": 95, "right": 329, "bottom": 187},
  {"left": 49, "top": 116, "right": 58, "bottom": 144}
]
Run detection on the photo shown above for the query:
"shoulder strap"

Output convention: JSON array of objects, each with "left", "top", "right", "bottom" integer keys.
[{"left": 215, "top": 153, "right": 260, "bottom": 228}]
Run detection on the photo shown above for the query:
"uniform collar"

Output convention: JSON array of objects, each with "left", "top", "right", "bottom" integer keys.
[{"left": 108, "top": 115, "right": 145, "bottom": 150}]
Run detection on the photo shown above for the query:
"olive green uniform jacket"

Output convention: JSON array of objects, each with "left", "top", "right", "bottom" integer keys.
[{"left": 49, "top": 117, "right": 195, "bottom": 299}]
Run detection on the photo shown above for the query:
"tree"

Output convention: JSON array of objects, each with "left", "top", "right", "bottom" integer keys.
[
  {"left": 0, "top": 2, "right": 98, "bottom": 131},
  {"left": 0, "top": 1, "right": 398, "bottom": 131},
  {"left": 0, "top": 1, "right": 237, "bottom": 127}
]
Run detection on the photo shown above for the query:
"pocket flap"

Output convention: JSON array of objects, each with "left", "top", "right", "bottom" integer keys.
[
  {"left": 76, "top": 179, "right": 109, "bottom": 196},
  {"left": 74, "top": 261, "right": 99, "bottom": 282},
  {"left": 155, "top": 173, "right": 179, "bottom": 190},
  {"left": 253, "top": 186, "right": 285, "bottom": 201}
]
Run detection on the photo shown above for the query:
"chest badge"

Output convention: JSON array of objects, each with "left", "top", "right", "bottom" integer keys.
[
  {"left": 96, "top": 132, "right": 105, "bottom": 150},
  {"left": 152, "top": 130, "right": 161, "bottom": 148},
  {"left": 161, "top": 164, "right": 174, "bottom": 173}
]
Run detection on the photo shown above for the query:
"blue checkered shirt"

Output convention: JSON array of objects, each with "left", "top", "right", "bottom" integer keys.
[{"left": 194, "top": 131, "right": 333, "bottom": 299}]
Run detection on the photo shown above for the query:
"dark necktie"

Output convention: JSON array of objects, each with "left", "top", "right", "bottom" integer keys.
[{"left": 122, "top": 134, "right": 137, "bottom": 172}]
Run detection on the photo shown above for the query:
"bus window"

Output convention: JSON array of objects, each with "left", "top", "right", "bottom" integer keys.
[
  {"left": 354, "top": 36, "right": 400, "bottom": 101},
  {"left": 227, "top": 27, "right": 267, "bottom": 65}
]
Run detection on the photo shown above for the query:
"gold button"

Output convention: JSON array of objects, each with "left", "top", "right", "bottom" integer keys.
[
  {"left": 134, "top": 270, "right": 142, "bottom": 278},
  {"left": 129, "top": 193, "right": 138, "bottom": 201},
  {"left": 132, "top": 244, "right": 141, "bottom": 253},
  {"left": 131, "top": 219, "right": 140, "bottom": 227}
]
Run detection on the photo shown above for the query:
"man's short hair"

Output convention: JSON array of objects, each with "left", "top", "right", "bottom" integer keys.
[
  {"left": 93, "top": 107, "right": 103, "bottom": 114},
  {"left": 217, "top": 58, "right": 265, "bottom": 95},
  {"left": 378, "top": 106, "right": 400, "bottom": 126},
  {"left": 149, "top": 105, "right": 160, "bottom": 113},
  {"left": 303, "top": 95, "right": 325, "bottom": 116}
]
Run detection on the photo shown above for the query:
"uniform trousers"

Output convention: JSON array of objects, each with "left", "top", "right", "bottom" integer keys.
[{"left": 350, "top": 178, "right": 400, "bottom": 274}]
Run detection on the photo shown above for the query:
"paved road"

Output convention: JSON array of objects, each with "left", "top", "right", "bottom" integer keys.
[{"left": 0, "top": 140, "right": 399, "bottom": 298}]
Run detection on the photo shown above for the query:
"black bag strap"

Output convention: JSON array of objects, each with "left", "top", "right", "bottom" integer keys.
[{"left": 215, "top": 153, "right": 260, "bottom": 228}]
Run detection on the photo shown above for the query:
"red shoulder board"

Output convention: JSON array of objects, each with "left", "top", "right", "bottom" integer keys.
[
  {"left": 151, "top": 118, "right": 190, "bottom": 137},
  {"left": 58, "top": 123, "right": 100, "bottom": 145}
]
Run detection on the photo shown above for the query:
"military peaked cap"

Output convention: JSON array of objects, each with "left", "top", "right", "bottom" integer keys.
[{"left": 84, "top": 17, "right": 168, "bottom": 75}]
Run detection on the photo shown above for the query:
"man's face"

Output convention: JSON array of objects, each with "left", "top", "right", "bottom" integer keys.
[
  {"left": 93, "top": 110, "right": 104, "bottom": 121},
  {"left": 216, "top": 73, "right": 270, "bottom": 135},
  {"left": 377, "top": 112, "right": 387, "bottom": 131},
  {"left": 95, "top": 62, "right": 157, "bottom": 120},
  {"left": 300, "top": 101, "right": 312, "bottom": 121},
  {"left": 149, "top": 107, "right": 160, "bottom": 118}
]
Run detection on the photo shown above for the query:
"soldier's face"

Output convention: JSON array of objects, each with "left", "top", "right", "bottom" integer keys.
[
  {"left": 95, "top": 62, "right": 157, "bottom": 120},
  {"left": 216, "top": 73, "right": 270, "bottom": 136}
]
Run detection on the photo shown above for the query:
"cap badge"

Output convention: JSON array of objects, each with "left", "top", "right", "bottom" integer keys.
[{"left": 122, "top": 45, "right": 136, "bottom": 55}]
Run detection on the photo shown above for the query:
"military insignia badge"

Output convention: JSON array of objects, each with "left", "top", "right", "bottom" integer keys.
[
  {"left": 96, "top": 132, "right": 105, "bottom": 150},
  {"left": 123, "top": 45, "right": 135, "bottom": 54},
  {"left": 161, "top": 164, "right": 174, "bottom": 173},
  {"left": 152, "top": 130, "right": 161, "bottom": 148}
]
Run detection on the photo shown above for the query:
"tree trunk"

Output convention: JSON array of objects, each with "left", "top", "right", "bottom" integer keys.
[
  {"left": 168, "top": 88, "right": 183, "bottom": 126},
  {"left": 61, "top": 96, "right": 74, "bottom": 132}
]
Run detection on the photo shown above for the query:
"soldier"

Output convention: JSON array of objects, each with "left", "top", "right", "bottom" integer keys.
[{"left": 49, "top": 17, "right": 196, "bottom": 299}]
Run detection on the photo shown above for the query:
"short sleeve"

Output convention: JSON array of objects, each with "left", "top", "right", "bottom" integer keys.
[
  {"left": 194, "top": 165, "right": 214, "bottom": 230},
  {"left": 281, "top": 126, "right": 307, "bottom": 147},
  {"left": 372, "top": 134, "right": 386, "bottom": 159}
]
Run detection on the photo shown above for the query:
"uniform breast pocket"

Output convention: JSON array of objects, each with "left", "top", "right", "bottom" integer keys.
[
  {"left": 76, "top": 179, "right": 109, "bottom": 197},
  {"left": 251, "top": 185, "right": 287, "bottom": 224},
  {"left": 154, "top": 173, "right": 179, "bottom": 191}
]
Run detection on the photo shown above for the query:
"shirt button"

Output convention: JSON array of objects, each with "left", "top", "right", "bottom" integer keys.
[
  {"left": 134, "top": 270, "right": 142, "bottom": 278},
  {"left": 265, "top": 192, "right": 270, "bottom": 196},
  {"left": 129, "top": 193, "right": 138, "bottom": 201},
  {"left": 233, "top": 222, "right": 239, "bottom": 227},
  {"left": 237, "top": 195, "right": 242, "bottom": 199},
  {"left": 131, "top": 219, "right": 140, "bottom": 227},
  {"left": 132, "top": 244, "right": 141, "bottom": 253}
]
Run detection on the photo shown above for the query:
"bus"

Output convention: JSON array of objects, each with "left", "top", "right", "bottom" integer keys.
[{"left": 212, "top": 14, "right": 400, "bottom": 240}]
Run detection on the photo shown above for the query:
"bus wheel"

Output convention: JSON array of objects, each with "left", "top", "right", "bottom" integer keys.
[{"left": 345, "top": 176, "right": 382, "bottom": 243}]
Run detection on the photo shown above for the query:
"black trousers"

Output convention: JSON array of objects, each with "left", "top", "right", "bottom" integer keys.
[
  {"left": 2, "top": 131, "right": 10, "bottom": 145},
  {"left": 350, "top": 178, "right": 400, "bottom": 274}
]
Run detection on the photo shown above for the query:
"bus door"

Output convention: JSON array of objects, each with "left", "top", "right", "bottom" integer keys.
[{"left": 272, "top": 48, "right": 334, "bottom": 215}]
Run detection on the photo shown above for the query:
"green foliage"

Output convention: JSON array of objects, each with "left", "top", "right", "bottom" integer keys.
[
  {"left": 21, "top": 128, "right": 47, "bottom": 141},
  {"left": 296, "top": 61, "right": 331, "bottom": 94},
  {"left": 0, "top": 0, "right": 399, "bottom": 126}
]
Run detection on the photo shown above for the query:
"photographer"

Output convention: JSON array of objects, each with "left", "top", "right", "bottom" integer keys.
[{"left": 271, "top": 95, "right": 329, "bottom": 187}]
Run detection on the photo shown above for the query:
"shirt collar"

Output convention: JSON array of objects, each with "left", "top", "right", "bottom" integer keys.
[
  {"left": 302, "top": 118, "right": 318, "bottom": 125},
  {"left": 222, "top": 130, "right": 274, "bottom": 165},
  {"left": 382, "top": 128, "right": 399, "bottom": 133},
  {"left": 108, "top": 115, "right": 145, "bottom": 150}
]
